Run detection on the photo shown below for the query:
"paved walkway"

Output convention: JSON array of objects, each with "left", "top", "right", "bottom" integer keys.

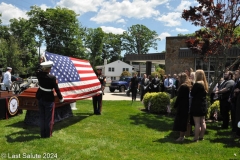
[{"left": 89, "top": 87, "right": 140, "bottom": 101}]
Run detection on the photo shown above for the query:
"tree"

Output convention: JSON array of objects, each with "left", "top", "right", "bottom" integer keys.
[
  {"left": 102, "top": 33, "right": 123, "bottom": 63},
  {"left": 182, "top": 0, "right": 240, "bottom": 93},
  {"left": 9, "top": 18, "right": 38, "bottom": 75},
  {"left": 84, "top": 27, "right": 105, "bottom": 67},
  {"left": 122, "top": 24, "right": 159, "bottom": 55},
  {"left": 122, "top": 24, "right": 160, "bottom": 74},
  {"left": 27, "top": 6, "right": 85, "bottom": 58}
]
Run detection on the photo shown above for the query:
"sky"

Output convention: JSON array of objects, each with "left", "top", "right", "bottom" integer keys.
[{"left": 0, "top": 0, "right": 200, "bottom": 54}]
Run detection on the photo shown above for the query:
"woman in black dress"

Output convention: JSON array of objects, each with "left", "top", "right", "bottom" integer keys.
[
  {"left": 190, "top": 70, "right": 208, "bottom": 142},
  {"left": 173, "top": 72, "right": 192, "bottom": 142}
]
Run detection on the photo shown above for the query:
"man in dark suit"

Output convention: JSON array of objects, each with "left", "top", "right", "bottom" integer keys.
[
  {"left": 129, "top": 72, "right": 139, "bottom": 101},
  {"left": 152, "top": 74, "right": 160, "bottom": 92},
  {"left": 215, "top": 71, "right": 234, "bottom": 129}
]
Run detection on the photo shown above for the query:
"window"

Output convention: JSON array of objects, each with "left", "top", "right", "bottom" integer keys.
[
  {"left": 126, "top": 68, "right": 129, "bottom": 71},
  {"left": 123, "top": 68, "right": 125, "bottom": 71},
  {"left": 108, "top": 67, "right": 111, "bottom": 72},
  {"left": 112, "top": 68, "right": 114, "bottom": 72},
  {"left": 111, "top": 77, "right": 116, "bottom": 80}
]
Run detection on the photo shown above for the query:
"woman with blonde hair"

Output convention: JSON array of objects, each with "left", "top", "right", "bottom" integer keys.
[
  {"left": 173, "top": 72, "right": 192, "bottom": 142},
  {"left": 190, "top": 70, "right": 208, "bottom": 142}
]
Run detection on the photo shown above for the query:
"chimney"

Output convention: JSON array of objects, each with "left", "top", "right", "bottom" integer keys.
[{"left": 104, "top": 59, "right": 107, "bottom": 65}]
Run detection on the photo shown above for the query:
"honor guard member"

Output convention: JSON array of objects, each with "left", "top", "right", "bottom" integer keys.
[
  {"left": 92, "top": 68, "right": 106, "bottom": 115},
  {"left": 2, "top": 67, "right": 12, "bottom": 91},
  {"left": 36, "top": 61, "right": 64, "bottom": 138}
]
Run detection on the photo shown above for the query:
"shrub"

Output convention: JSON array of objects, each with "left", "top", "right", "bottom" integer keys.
[
  {"left": 206, "top": 100, "right": 220, "bottom": 120},
  {"left": 143, "top": 92, "right": 170, "bottom": 114},
  {"left": 143, "top": 92, "right": 155, "bottom": 110},
  {"left": 121, "top": 71, "right": 131, "bottom": 77},
  {"left": 170, "top": 96, "right": 177, "bottom": 115}
]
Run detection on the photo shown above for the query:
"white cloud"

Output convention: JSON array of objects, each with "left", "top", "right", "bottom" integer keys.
[
  {"left": 0, "top": 2, "right": 28, "bottom": 25},
  {"left": 175, "top": 0, "right": 192, "bottom": 12},
  {"left": 100, "top": 26, "right": 125, "bottom": 34},
  {"left": 158, "top": 32, "right": 171, "bottom": 40},
  {"left": 56, "top": 0, "right": 104, "bottom": 14},
  {"left": 116, "top": 19, "right": 125, "bottom": 24},
  {"left": 39, "top": 4, "right": 51, "bottom": 11},
  {"left": 176, "top": 27, "right": 188, "bottom": 32},
  {"left": 90, "top": 0, "right": 169, "bottom": 23},
  {"left": 156, "top": 12, "right": 181, "bottom": 27}
]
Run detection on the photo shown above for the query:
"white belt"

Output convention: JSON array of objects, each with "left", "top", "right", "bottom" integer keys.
[{"left": 39, "top": 85, "right": 53, "bottom": 92}]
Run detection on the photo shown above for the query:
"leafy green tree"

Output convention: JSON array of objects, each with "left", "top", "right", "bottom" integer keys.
[
  {"left": 177, "top": 33, "right": 195, "bottom": 37},
  {"left": 9, "top": 18, "right": 38, "bottom": 75},
  {"left": 122, "top": 24, "right": 160, "bottom": 74},
  {"left": 27, "top": 6, "right": 85, "bottom": 58},
  {"left": 122, "top": 24, "right": 159, "bottom": 55},
  {"left": 182, "top": 0, "right": 240, "bottom": 94},
  {"left": 84, "top": 27, "right": 105, "bottom": 67},
  {"left": 102, "top": 33, "right": 122, "bottom": 63}
]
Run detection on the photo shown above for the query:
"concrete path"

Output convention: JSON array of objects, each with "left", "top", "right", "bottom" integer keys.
[{"left": 91, "top": 87, "right": 140, "bottom": 101}]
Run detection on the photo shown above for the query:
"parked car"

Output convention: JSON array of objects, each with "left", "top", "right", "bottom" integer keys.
[
  {"left": 11, "top": 75, "right": 24, "bottom": 83},
  {"left": 109, "top": 77, "right": 132, "bottom": 92},
  {"left": 27, "top": 76, "right": 38, "bottom": 83}
]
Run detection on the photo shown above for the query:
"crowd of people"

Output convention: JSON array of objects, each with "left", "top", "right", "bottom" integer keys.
[{"left": 171, "top": 67, "right": 240, "bottom": 142}]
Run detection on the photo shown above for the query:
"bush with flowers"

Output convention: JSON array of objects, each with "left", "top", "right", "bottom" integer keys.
[
  {"left": 206, "top": 100, "right": 220, "bottom": 120},
  {"left": 143, "top": 92, "right": 170, "bottom": 114}
]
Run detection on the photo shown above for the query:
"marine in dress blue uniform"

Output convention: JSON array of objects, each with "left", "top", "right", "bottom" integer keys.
[
  {"left": 36, "top": 61, "right": 64, "bottom": 138},
  {"left": 92, "top": 68, "right": 106, "bottom": 115}
]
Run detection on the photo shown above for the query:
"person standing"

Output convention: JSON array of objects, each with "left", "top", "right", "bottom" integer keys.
[
  {"left": 164, "top": 74, "right": 173, "bottom": 98},
  {"left": 129, "top": 72, "right": 139, "bottom": 101},
  {"left": 215, "top": 71, "right": 234, "bottom": 129},
  {"left": 36, "top": 61, "right": 64, "bottom": 138},
  {"left": 92, "top": 68, "right": 106, "bottom": 115},
  {"left": 152, "top": 74, "right": 160, "bottom": 92},
  {"left": 190, "top": 70, "right": 208, "bottom": 141},
  {"left": 140, "top": 74, "right": 149, "bottom": 101},
  {"left": 173, "top": 72, "right": 192, "bottom": 142},
  {"left": 3, "top": 67, "right": 12, "bottom": 91},
  {"left": 234, "top": 75, "right": 240, "bottom": 136},
  {"left": 229, "top": 70, "right": 239, "bottom": 132}
]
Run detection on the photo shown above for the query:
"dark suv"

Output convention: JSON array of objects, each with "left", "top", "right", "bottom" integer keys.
[{"left": 109, "top": 77, "right": 132, "bottom": 92}]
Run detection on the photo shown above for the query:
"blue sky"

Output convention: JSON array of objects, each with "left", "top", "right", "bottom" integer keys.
[{"left": 0, "top": 0, "right": 200, "bottom": 54}]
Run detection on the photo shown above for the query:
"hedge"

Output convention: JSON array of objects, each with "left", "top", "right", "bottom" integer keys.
[{"left": 143, "top": 92, "right": 170, "bottom": 114}]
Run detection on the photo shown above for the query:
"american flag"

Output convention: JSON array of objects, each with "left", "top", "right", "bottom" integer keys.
[{"left": 44, "top": 51, "right": 101, "bottom": 100}]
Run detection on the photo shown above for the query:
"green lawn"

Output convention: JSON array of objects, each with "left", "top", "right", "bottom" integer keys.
[{"left": 0, "top": 100, "right": 240, "bottom": 160}]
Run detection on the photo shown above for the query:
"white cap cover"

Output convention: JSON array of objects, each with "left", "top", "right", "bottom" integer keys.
[{"left": 40, "top": 61, "right": 53, "bottom": 68}]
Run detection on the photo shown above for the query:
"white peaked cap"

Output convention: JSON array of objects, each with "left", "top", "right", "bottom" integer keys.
[
  {"left": 40, "top": 61, "right": 53, "bottom": 68},
  {"left": 7, "top": 67, "right": 12, "bottom": 70}
]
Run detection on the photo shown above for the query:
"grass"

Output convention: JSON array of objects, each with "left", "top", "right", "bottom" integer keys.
[{"left": 0, "top": 100, "right": 240, "bottom": 160}]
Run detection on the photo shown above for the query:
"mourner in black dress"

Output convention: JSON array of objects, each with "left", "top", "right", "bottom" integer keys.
[
  {"left": 173, "top": 72, "right": 192, "bottom": 142},
  {"left": 36, "top": 61, "right": 64, "bottom": 138},
  {"left": 190, "top": 70, "right": 208, "bottom": 142}
]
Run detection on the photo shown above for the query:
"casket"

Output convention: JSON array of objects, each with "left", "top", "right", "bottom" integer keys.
[
  {"left": 0, "top": 91, "right": 14, "bottom": 98},
  {"left": 18, "top": 88, "right": 75, "bottom": 111}
]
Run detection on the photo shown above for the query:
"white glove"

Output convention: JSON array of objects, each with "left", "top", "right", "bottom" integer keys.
[{"left": 60, "top": 98, "right": 64, "bottom": 103}]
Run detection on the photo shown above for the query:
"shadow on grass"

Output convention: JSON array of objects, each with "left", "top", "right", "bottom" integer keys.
[
  {"left": 5, "top": 112, "right": 92, "bottom": 143},
  {"left": 129, "top": 109, "right": 174, "bottom": 132}
]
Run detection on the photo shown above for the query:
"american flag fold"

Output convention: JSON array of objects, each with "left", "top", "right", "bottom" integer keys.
[{"left": 43, "top": 51, "right": 101, "bottom": 100}]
